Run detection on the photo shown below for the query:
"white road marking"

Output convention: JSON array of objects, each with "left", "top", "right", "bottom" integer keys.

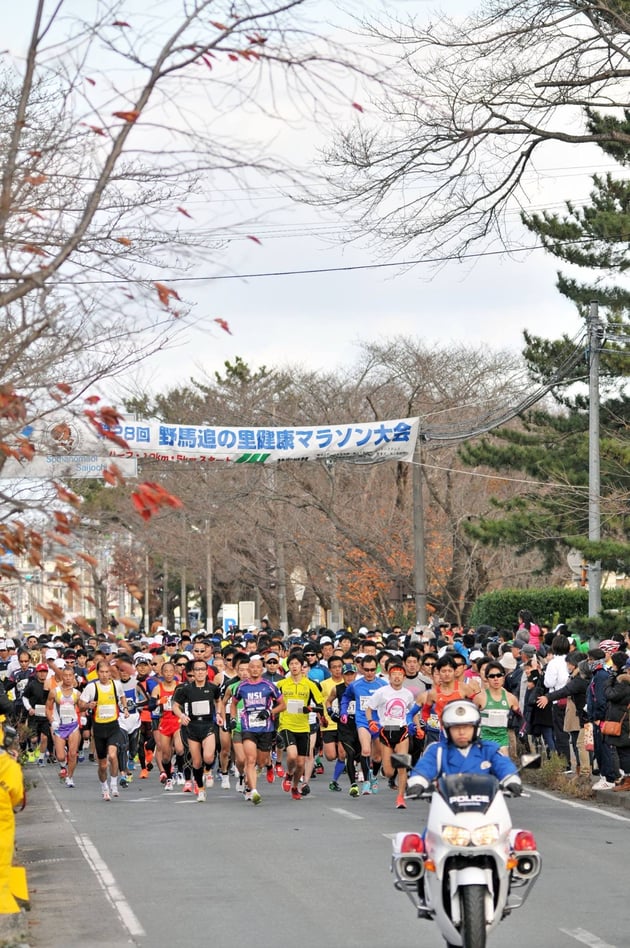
[
  {"left": 75, "top": 834, "right": 146, "bottom": 938},
  {"left": 528, "top": 787, "right": 630, "bottom": 822},
  {"left": 329, "top": 807, "right": 363, "bottom": 821},
  {"left": 42, "top": 780, "right": 145, "bottom": 938},
  {"left": 560, "top": 928, "right": 618, "bottom": 948}
]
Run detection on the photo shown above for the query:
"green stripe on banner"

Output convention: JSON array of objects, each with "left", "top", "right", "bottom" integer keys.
[{"left": 235, "top": 453, "right": 270, "bottom": 464}]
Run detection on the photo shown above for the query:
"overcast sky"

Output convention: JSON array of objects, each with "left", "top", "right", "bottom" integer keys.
[{"left": 10, "top": 1, "right": 605, "bottom": 402}]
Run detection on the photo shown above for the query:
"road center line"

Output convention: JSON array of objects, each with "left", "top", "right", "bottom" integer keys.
[
  {"left": 42, "top": 780, "right": 145, "bottom": 938},
  {"left": 560, "top": 927, "right": 618, "bottom": 948},
  {"left": 329, "top": 807, "right": 364, "bottom": 820}
]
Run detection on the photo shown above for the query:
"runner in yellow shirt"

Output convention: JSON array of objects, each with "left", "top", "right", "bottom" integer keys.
[{"left": 277, "top": 652, "right": 327, "bottom": 800}]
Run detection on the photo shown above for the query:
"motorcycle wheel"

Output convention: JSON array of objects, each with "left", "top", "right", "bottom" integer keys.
[{"left": 460, "top": 884, "right": 487, "bottom": 948}]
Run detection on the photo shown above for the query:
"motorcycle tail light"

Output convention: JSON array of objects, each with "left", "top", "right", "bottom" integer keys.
[
  {"left": 441, "top": 825, "right": 471, "bottom": 846},
  {"left": 471, "top": 824, "right": 500, "bottom": 846},
  {"left": 401, "top": 833, "right": 425, "bottom": 853},
  {"left": 513, "top": 830, "right": 537, "bottom": 852}
]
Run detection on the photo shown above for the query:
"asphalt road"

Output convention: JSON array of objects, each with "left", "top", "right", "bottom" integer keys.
[{"left": 15, "top": 761, "right": 630, "bottom": 948}]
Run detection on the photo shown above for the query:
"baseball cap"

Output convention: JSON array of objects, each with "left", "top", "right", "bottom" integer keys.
[
  {"left": 0, "top": 641, "right": 6, "bottom": 650},
  {"left": 521, "top": 644, "right": 537, "bottom": 657},
  {"left": 4, "top": 638, "right": 15, "bottom": 648},
  {"left": 342, "top": 663, "right": 356, "bottom": 674},
  {"left": 45, "top": 648, "right": 58, "bottom": 659},
  {"left": 35, "top": 662, "right": 48, "bottom": 672},
  {"left": 319, "top": 636, "right": 332, "bottom": 645},
  {"left": 134, "top": 653, "right": 152, "bottom": 665},
  {"left": 53, "top": 658, "right": 66, "bottom": 669}
]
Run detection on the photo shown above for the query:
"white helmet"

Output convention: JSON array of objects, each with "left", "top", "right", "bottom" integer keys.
[{"left": 441, "top": 700, "right": 481, "bottom": 742}]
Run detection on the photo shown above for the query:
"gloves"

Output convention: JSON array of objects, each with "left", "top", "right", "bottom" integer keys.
[
  {"left": 406, "top": 775, "right": 430, "bottom": 798},
  {"left": 368, "top": 720, "right": 380, "bottom": 735},
  {"left": 227, "top": 718, "right": 237, "bottom": 732},
  {"left": 257, "top": 709, "right": 270, "bottom": 721},
  {"left": 340, "top": 714, "right": 348, "bottom": 725},
  {"left": 302, "top": 707, "right": 311, "bottom": 714},
  {"left": 330, "top": 711, "right": 340, "bottom": 723},
  {"left": 501, "top": 776, "right": 523, "bottom": 796},
  {"left": 407, "top": 721, "right": 417, "bottom": 738}
]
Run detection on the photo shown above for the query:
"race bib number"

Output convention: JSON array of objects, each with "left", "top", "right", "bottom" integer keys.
[
  {"left": 308, "top": 712, "right": 317, "bottom": 725},
  {"left": 98, "top": 703, "right": 116, "bottom": 720},
  {"left": 191, "top": 699, "right": 211, "bottom": 717},
  {"left": 427, "top": 713, "right": 440, "bottom": 730},
  {"left": 347, "top": 700, "right": 356, "bottom": 716},
  {"left": 34, "top": 704, "right": 46, "bottom": 717},
  {"left": 486, "top": 709, "right": 509, "bottom": 728},
  {"left": 287, "top": 699, "right": 303, "bottom": 715},
  {"left": 359, "top": 695, "right": 370, "bottom": 710},
  {"left": 60, "top": 706, "right": 76, "bottom": 724},
  {"left": 248, "top": 710, "right": 266, "bottom": 729},
  {"left": 163, "top": 695, "right": 173, "bottom": 712}
]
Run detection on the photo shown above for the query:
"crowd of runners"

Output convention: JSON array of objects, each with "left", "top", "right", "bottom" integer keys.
[{"left": 0, "top": 612, "right": 629, "bottom": 804}]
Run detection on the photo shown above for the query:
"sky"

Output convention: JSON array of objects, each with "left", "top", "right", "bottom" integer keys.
[{"left": 8, "top": 1, "right": 606, "bottom": 402}]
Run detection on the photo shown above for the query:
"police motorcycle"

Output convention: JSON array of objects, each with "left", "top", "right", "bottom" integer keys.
[{"left": 390, "top": 701, "right": 542, "bottom": 948}]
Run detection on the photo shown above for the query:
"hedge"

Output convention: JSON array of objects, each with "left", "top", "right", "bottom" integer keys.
[{"left": 469, "top": 587, "right": 630, "bottom": 632}]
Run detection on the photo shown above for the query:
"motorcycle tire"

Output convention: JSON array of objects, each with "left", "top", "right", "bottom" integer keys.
[{"left": 460, "top": 884, "right": 487, "bottom": 948}]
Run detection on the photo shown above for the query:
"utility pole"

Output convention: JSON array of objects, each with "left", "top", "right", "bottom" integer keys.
[
  {"left": 588, "top": 301, "right": 602, "bottom": 617},
  {"left": 205, "top": 520, "right": 213, "bottom": 631},
  {"left": 412, "top": 437, "right": 428, "bottom": 625}
]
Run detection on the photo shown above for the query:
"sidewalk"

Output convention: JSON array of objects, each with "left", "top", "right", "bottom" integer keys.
[{"left": 12, "top": 766, "right": 133, "bottom": 948}]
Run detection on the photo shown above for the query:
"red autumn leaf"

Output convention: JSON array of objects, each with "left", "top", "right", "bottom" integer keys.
[
  {"left": 20, "top": 244, "right": 48, "bottom": 256},
  {"left": 115, "top": 236, "right": 132, "bottom": 246},
  {"left": 102, "top": 462, "right": 125, "bottom": 487},
  {"left": 214, "top": 318, "right": 232, "bottom": 335},
  {"left": 26, "top": 207, "right": 44, "bottom": 219},
  {"left": 84, "top": 395, "right": 100, "bottom": 405},
  {"left": 16, "top": 440, "right": 35, "bottom": 461},
  {"left": 200, "top": 55, "right": 213, "bottom": 70},
  {"left": 73, "top": 616, "right": 94, "bottom": 635},
  {"left": 85, "top": 77, "right": 96, "bottom": 86},
  {"left": 352, "top": 102, "right": 364, "bottom": 112},
  {"left": 176, "top": 206, "right": 193, "bottom": 219},
  {"left": 112, "top": 110, "right": 140, "bottom": 123},
  {"left": 53, "top": 482, "right": 82, "bottom": 508},
  {"left": 121, "top": 291, "right": 134, "bottom": 300},
  {"left": 228, "top": 53, "right": 239, "bottom": 61},
  {"left": 154, "top": 281, "right": 181, "bottom": 308},
  {"left": 24, "top": 173, "right": 47, "bottom": 185},
  {"left": 211, "top": 21, "right": 228, "bottom": 29},
  {"left": 80, "top": 123, "right": 106, "bottom": 136},
  {"left": 240, "top": 49, "right": 260, "bottom": 61},
  {"left": 77, "top": 552, "right": 99, "bottom": 568},
  {"left": 119, "top": 617, "right": 139, "bottom": 630},
  {"left": 28, "top": 150, "right": 42, "bottom": 158},
  {"left": 246, "top": 235, "right": 262, "bottom": 245},
  {"left": 247, "top": 34, "right": 267, "bottom": 45},
  {"left": 56, "top": 382, "right": 73, "bottom": 394},
  {"left": 112, "top": 20, "right": 131, "bottom": 27}
]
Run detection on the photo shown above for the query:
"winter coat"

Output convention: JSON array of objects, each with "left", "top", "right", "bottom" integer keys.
[
  {"left": 586, "top": 665, "right": 610, "bottom": 722},
  {"left": 603, "top": 672, "right": 630, "bottom": 748}
]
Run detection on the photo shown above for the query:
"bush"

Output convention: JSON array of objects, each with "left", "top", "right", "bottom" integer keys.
[{"left": 469, "top": 587, "right": 630, "bottom": 633}]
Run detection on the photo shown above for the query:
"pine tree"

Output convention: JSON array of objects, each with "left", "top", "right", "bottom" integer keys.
[{"left": 461, "top": 109, "right": 630, "bottom": 574}]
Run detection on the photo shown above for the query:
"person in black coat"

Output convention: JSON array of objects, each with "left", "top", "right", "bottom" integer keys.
[
  {"left": 536, "top": 652, "right": 587, "bottom": 774},
  {"left": 603, "top": 652, "right": 630, "bottom": 790}
]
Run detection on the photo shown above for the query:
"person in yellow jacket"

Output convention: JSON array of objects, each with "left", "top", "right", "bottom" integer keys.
[{"left": 0, "top": 726, "right": 25, "bottom": 914}]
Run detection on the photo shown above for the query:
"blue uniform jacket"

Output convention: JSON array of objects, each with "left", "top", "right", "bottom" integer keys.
[{"left": 410, "top": 739, "right": 518, "bottom": 783}]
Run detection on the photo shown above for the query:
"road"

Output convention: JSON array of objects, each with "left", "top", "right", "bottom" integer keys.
[{"left": 16, "top": 762, "right": 630, "bottom": 948}]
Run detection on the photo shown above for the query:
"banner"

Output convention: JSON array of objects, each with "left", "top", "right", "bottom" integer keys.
[{"left": 102, "top": 416, "right": 420, "bottom": 465}]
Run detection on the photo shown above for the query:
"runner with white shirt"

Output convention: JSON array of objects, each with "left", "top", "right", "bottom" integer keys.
[{"left": 364, "top": 660, "right": 414, "bottom": 809}]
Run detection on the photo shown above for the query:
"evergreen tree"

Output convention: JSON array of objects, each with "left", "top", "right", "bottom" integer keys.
[{"left": 461, "top": 110, "right": 630, "bottom": 575}]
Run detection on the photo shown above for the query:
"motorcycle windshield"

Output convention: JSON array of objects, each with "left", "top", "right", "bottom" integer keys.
[{"left": 437, "top": 773, "right": 499, "bottom": 814}]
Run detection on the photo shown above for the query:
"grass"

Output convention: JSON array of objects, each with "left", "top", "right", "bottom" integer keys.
[{"left": 523, "top": 751, "right": 595, "bottom": 800}]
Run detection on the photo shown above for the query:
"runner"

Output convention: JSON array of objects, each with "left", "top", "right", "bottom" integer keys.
[
  {"left": 364, "top": 659, "right": 414, "bottom": 809},
  {"left": 229, "top": 655, "right": 284, "bottom": 804},
  {"left": 173, "top": 660, "right": 223, "bottom": 802},
  {"left": 78, "top": 661, "right": 129, "bottom": 801},
  {"left": 276, "top": 652, "right": 326, "bottom": 800},
  {"left": 46, "top": 666, "right": 81, "bottom": 787}
]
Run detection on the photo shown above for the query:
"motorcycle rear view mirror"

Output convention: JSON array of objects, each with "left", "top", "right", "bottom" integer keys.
[
  {"left": 391, "top": 752, "right": 413, "bottom": 770},
  {"left": 520, "top": 753, "right": 542, "bottom": 770}
]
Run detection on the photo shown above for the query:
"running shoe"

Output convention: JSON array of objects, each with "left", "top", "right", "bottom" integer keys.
[
  {"left": 205, "top": 772, "right": 214, "bottom": 789},
  {"left": 37, "top": 757, "right": 46, "bottom": 768},
  {"left": 139, "top": 768, "right": 149, "bottom": 779},
  {"left": 111, "top": 785, "right": 119, "bottom": 798},
  {"left": 349, "top": 784, "right": 360, "bottom": 798},
  {"left": 197, "top": 788, "right": 206, "bottom": 803},
  {"left": 102, "top": 789, "right": 111, "bottom": 802},
  {"left": 175, "top": 772, "right": 185, "bottom": 786},
  {"left": 119, "top": 776, "right": 128, "bottom": 789},
  {"left": 396, "top": 795, "right": 407, "bottom": 809},
  {"left": 592, "top": 777, "right": 615, "bottom": 790},
  {"left": 88, "top": 754, "right": 95, "bottom": 763},
  {"left": 361, "top": 780, "right": 371, "bottom": 795},
  {"left": 315, "top": 759, "right": 325, "bottom": 775},
  {"left": 58, "top": 766, "right": 68, "bottom": 779},
  {"left": 65, "top": 777, "right": 75, "bottom": 788},
  {"left": 266, "top": 766, "right": 275, "bottom": 784},
  {"left": 388, "top": 776, "right": 397, "bottom": 791},
  {"left": 164, "top": 778, "right": 173, "bottom": 791},
  {"left": 220, "top": 773, "right": 230, "bottom": 790},
  {"left": 183, "top": 780, "right": 193, "bottom": 793},
  {"left": 282, "top": 777, "right": 292, "bottom": 793},
  {"left": 370, "top": 776, "right": 379, "bottom": 794},
  {"left": 300, "top": 784, "right": 311, "bottom": 797},
  {"left": 275, "top": 763, "right": 285, "bottom": 778},
  {"left": 291, "top": 787, "right": 301, "bottom": 800},
  {"left": 244, "top": 789, "right": 252, "bottom": 802},
  {"left": 251, "top": 789, "right": 262, "bottom": 806},
  {"left": 236, "top": 775, "right": 245, "bottom": 793},
  {"left": 328, "top": 781, "right": 342, "bottom": 792},
  {"left": 159, "top": 772, "right": 167, "bottom": 785},
  {"left": 77, "top": 752, "right": 85, "bottom": 763}
]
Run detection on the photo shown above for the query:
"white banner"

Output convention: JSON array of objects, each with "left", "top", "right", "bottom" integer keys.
[
  {"left": 0, "top": 454, "right": 137, "bottom": 480},
  {"left": 102, "top": 416, "right": 420, "bottom": 465}
]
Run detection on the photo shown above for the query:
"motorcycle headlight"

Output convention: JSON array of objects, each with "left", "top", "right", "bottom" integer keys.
[
  {"left": 471, "top": 824, "right": 500, "bottom": 846},
  {"left": 441, "top": 825, "right": 471, "bottom": 846}
]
